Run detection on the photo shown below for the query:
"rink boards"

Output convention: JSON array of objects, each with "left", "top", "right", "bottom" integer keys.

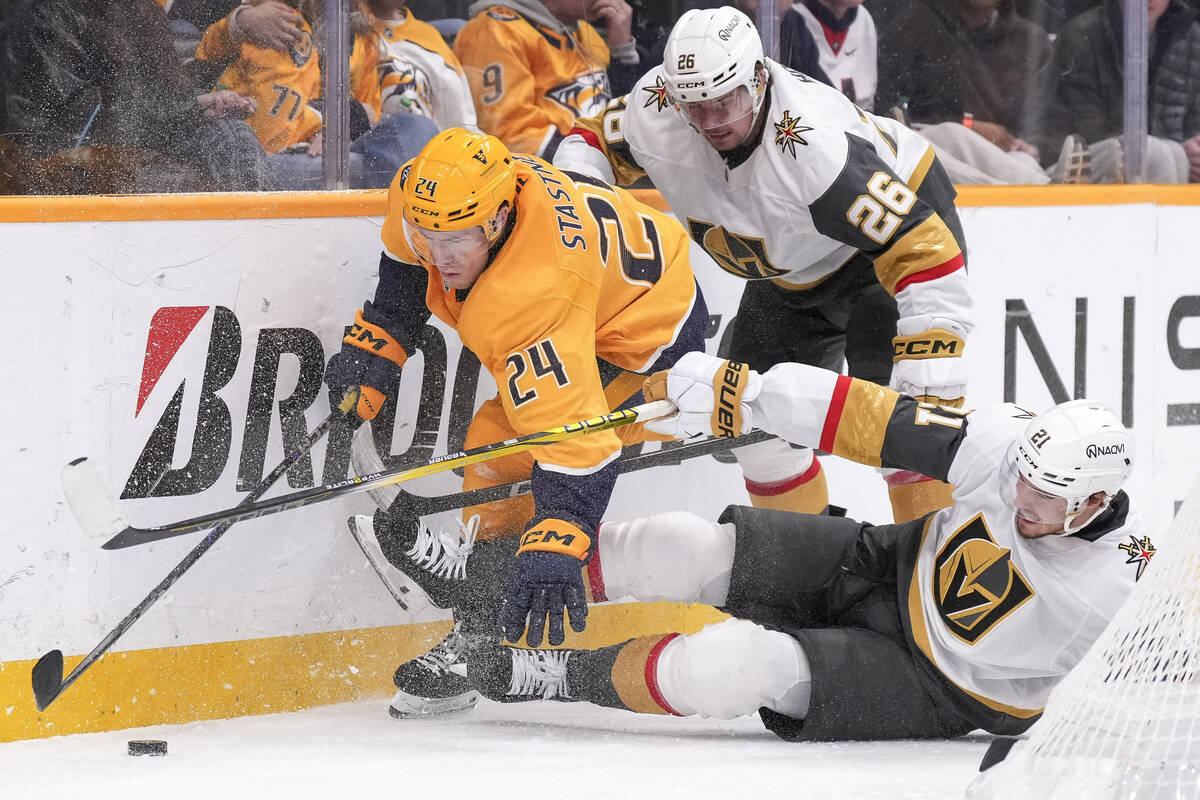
[{"left": 1, "top": 185, "right": 1197, "bottom": 741}]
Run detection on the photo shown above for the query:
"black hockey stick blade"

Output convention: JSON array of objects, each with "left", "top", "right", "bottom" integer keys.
[
  {"left": 979, "top": 737, "right": 1021, "bottom": 771},
  {"left": 31, "top": 649, "right": 64, "bottom": 711},
  {"left": 100, "top": 400, "right": 676, "bottom": 550},
  {"left": 33, "top": 398, "right": 355, "bottom": 710}
]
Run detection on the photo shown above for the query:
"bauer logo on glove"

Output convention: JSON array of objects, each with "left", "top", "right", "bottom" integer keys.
[
  {"left": 715, "top": 360, "right": 750, "bottom": 438},
  {"left": 642, "top": 351, "right": 763, "bottom": 441}
]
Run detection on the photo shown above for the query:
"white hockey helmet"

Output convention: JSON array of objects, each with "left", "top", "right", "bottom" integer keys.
[
  {"left": 661, "top": 7, "right": 767, "bottom": 130},
  {"left": 1009, "top": 399, "right": 1134, "bottom": 533}
]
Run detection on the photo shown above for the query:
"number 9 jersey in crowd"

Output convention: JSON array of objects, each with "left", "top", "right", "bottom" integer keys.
[{"left": 370, "top": 150, "right": 706, "bottom": 539}]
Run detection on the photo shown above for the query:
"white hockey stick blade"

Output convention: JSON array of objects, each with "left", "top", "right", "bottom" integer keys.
[{"left": 61, "top": 457, "right": 128, "bottom": 539}]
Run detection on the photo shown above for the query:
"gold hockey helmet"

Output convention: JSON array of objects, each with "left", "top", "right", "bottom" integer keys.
[{"left": 397, "top": 128, "right": 517, "bottom": 280}]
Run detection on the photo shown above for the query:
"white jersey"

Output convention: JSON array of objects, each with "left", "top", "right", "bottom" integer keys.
[
  {"left": 374, "top": 13, "right": 480, "bottom": 132},
  {"left": 792, "top": 2, "right": 878, "bottom": 112},
  {"left": 749, "top": 362, "right": 1149, "bottom": 716},
  {"left": 561, "top": 59, "right": 970, "bottom": 342}
]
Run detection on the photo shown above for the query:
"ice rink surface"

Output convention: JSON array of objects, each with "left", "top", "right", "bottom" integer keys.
[{"left": 7, "top": 697, "right": 990, "bottom": 799}]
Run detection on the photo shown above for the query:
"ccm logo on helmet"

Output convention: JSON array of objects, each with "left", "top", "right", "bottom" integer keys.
[
  {"left": 718, "top": 18, "right": 740, "bottom": 40},
  {"left": 1086, "top": 443, "right": 1126, "bottom": 458},
  {"left": 675, "top": 81, "right": 706, "bottom": 89}
]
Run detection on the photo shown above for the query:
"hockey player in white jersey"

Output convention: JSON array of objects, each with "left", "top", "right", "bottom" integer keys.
[
  {"left": 467, "top": 352, "right": 1148, "bottom": 740},
  {"left": 555, "top": 6, "right": 973, "bottom": 525}
]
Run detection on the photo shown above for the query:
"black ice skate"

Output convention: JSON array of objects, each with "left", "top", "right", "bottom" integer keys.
[
  {"left": 470, "top": 644, "right": 573, "bottom": 702},
  {"left": 348, "top": 510, "right": 478, "bottom": 610},
  {"left": 468, "top": 640, "right": 633, "bottom": 711},
  {"left": 389, "top": 621, "right": 481, "bottom": 719}
]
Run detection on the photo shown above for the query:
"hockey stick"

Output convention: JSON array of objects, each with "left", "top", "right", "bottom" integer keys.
[
  {"left": 87, "top": 400, "right": 677, "bottom": 551},
  {"left": 390, "top": 428, "right": 774, "bottom": 518},
  {"left": 32, "top": 394, "right": 358, "bottom": 712}
]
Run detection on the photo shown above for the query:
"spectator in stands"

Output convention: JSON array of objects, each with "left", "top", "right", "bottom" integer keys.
[
  {"left": 0, "top": 0, "right": 272, "bottom": 193},
  {"left": 453, "top": 0, "right": 639, "bottom": 158},
  {"left": 363, "top": 0, "right": 481, "bottom": 131},
  {"left": 777, "top": 0, "right": 875, "bottom": 109},
  {"left": 191, "top": 0, "right": 437, "bottom": 188},
  {"left": 876, "top": 0, "right": 1051, "bottom": 172},
  {"left": 1036, "top": 0, "right": 1200, "bottom": 182}
]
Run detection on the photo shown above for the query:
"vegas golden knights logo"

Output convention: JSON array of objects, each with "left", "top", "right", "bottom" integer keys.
[
  {"left": 935, "top": 514, "right": 1034, "bottom": 644},
  {"left": 686, "top": 220, "right": 788, "bottom": 279}
]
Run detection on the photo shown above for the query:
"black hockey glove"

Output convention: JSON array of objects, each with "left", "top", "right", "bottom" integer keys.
[
  {"left": 499, "top": 519, "right": 591, "bottom": 647},
  {"left": 325, "top": 302, "right": 410, "bottom": 421}
]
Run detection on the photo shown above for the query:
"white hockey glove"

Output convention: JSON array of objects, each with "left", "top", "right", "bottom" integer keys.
[
  {"left": 643, "top": 352, "right": 763, "bottom": 440},
  {"left": 889, "top": 316, "right": 969, "bottom": 404},
  {"left": 552, "top": 133, "right": 617, "bottom": 184}
]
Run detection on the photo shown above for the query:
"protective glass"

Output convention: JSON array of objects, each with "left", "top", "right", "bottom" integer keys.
[
  {"left": 675, "top": 85, "right": 756, "bottom": 131},
  {"left": 401, "top": 216, "right": 491, "bottom": 271}
]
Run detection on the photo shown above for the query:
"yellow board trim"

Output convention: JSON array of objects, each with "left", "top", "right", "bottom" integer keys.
[
  {"left": 0, "top": 602, "right": 727, "bottom": 742},
  {"left": 1, "top": 185, "right": 1198, "bottom": 224},
  {"left": 0, "top": 191, "right": 389, "bottom": 223}
]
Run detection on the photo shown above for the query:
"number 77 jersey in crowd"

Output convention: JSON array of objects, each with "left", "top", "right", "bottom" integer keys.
[{"left": 378, "top": 154, "right": 703, "bottom": 480}]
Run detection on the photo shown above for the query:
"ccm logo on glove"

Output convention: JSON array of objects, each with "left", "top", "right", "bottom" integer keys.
[
  {"left": 892, "top": 329, "right": 963, "bottom": 361},
  {"left": 345, "top": 309, "right": 408, "bottom": 366},
  {"left": 519, "top": 519, "right": 592, "bottom": 560},
  {"left": 716, "top": 361, "right": 750, "bottom": 438}
]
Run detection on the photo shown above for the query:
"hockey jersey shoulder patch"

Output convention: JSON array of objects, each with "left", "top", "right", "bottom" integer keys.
[
  {"left": 1117, "top": 534, "right": 1155, "bottom": 581},
  {"left": 773, "top": 109, "right": 814, "bottom": 158},
  {"left": 641, "top": 75, "right": 672, "bottom": 112}
]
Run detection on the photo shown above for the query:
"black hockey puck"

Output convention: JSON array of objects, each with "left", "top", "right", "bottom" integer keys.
[{"left": 128, "top": 739, "right": 168, "bottom": 756}]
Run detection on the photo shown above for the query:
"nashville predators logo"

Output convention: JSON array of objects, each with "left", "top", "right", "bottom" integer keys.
[
  {"left": 546, "top": 70, "right": 611, "bottom": 117},
  {"left": 773, "top": 110, "right": 813, "bottom": 159},
  {"left": 290, "top": 31, "right": 313, "bottom": 68},
  {"left": 687, "top": 219, "right": 787, "bottom": 279},
  {"left": 934, "top": 514, "right": 1034, "bottom": 644},
  {"left": 642, "top": 75, "right": 671, "bottom": 112},
  {"left": 1117, "top": 535, "right": 1155, "bottom": 581}
]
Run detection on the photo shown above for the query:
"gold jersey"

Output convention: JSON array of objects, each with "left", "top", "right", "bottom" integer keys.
[
  {"left": 453, "top": 5, "right": 611, "bottom": 156},
  {"left": 380, "top": 155, "right": 699, "bottom": 475},
  {"left": 196, "top": 15, "right": 381, "bottom": 152}
]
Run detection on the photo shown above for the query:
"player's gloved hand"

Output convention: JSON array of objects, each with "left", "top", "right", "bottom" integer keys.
[
  {"left": 642, "top": 351, "right": 762, "bottom": 440},
  {"left": 325, "top": 303, "right": 410, "bottom": 421},
  {"left": 889, "top": 317, "right": 969, "bottom": 404},
  {"left": 499, "top": 518, "right": 592, "bottom": 647}
]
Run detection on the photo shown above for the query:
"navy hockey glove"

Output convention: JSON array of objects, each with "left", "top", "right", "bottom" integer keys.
[
  {"left": 499, "top": 519, "right": 591, "bottom": 647},
  {"left": 325, "top": 302, "right": 410, "bottom": 421}
]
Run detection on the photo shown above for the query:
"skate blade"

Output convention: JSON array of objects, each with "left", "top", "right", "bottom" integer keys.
[{"left": 388, "top": 690, "right": 480, "bottom": 720}]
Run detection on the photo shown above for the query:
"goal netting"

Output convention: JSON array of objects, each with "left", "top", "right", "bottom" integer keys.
[{"left": 968, "top": 470, "right": 1200, "bottom": 800}]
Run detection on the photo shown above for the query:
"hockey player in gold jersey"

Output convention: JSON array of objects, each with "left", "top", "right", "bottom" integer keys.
[{"left": 325, "top": 127, "right": 708, "bottom": 718}]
